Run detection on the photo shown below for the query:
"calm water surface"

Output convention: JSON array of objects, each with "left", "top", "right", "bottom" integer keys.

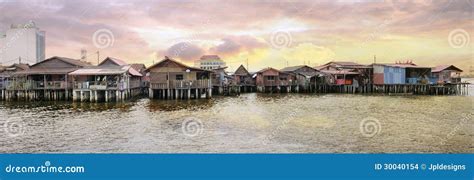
[{"left": 0, "top": 85, "right": 472, "bottom": 153}]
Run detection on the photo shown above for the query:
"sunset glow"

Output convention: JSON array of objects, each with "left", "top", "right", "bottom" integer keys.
[{"left": 0, "top": 0, "right": 472, "bottom": 72}]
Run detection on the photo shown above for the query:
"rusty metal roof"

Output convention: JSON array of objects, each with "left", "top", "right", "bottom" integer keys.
[
  {"left": 432, "top": 65, "right": 463, "bottom": 73},
  {"left": 146, "top": 56, "right": 211, "bottom": 72},
  {"left": 69, "top": 65, "right": 142, "bottom": 76},
  {"left": 99, "top": 57, "right": 128, "bottom": 66},
  {"left": 320, "top": 69, "right": 360, "bottom": 75}
]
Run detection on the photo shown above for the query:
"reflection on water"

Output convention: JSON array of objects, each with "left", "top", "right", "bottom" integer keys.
[{"left": 0, "top": 92, "right": 472, "bottom": 153}]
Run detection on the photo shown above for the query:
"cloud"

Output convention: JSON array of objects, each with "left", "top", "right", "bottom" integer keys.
[
  {"left": 281, "top": 43, "right": 336, "bottom": 66},
  {"left": 210, "top": 35, "right": 267, "bottom": 55},
  {"left": 161, "top": 42, "right": 205, "bottom": 62},
  {"left": 0, "top": 0, "right": 471, "bottom": 70}
]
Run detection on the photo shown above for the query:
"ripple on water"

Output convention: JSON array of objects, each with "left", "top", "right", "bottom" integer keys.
[{"left": 0, "top": 93, "right": 472, "bottom": 153}]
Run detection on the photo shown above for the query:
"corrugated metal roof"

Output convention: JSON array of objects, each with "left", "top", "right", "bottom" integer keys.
[
  {"left": 146, "top": 57, "right": 211, "bottom": 72},
  {"left": 257, "top": 67, "right": 282, "bottom": 73},
  {"left": 14, "top": 68, "right": 79, "bottom": 75},
  {"left": 320, "top": 69, "right": 359, "bottom": 75},
  {"left": 325, "top": 61, "right": 363, "bottom": 66},
  {"left": 373, "top": 63, "right": 430, "bottom": 69},
  {"left": 69, "top": 66, "right": 142, "bottom": 77},
  {"left": 432, "top": 65, "right": 463, "bottom": 73},
  {"left": 130, "top": 63, "right": 146, "bottom": 74},
  {"left": 127, "top": 66, "right": 143, "bottom": 76},
  {"left": 234, "top": 65, "right": 250, "bottom": 75},
  {"left": 280, "top": 65, "right": 306, "bottom": 72},
  {"left": 31, "top": 56, "right": 92, "bottom": 68},
  {"left": 99, "top": 57, "right": 128, "bottom": 66}
]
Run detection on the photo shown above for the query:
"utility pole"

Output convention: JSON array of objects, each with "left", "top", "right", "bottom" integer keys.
[
  {"left": 19, "top": 56, "right": 21, "bottom": 64},
  {"left": 246, "top": 58, "right": 249, "bottom": 70},
  {"left": 80, "top": 49, "right": 87, "bottom": 61},
  {"left": 96, "top": 51, "right": 100, "bottom": 65},
  {"left": 373, "top": 55, "right": 376, "bottom": 63}
]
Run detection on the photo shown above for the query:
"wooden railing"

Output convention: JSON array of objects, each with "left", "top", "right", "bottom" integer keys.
[
  {"left": 129, "top": 80, "right": 141, "bottom": 89},
  {"left": 42, "top": 81, "right": 69, "bottom": 89},
  {"left": 6, "top": 80, "right": 71, "bottom": 90},
  {"left": 0, "top": 81, "right": 7, "bottom": 89},
  {"left": 74, "top": 80, "right": 142, "bottom": 90},
  {"left": 262, "top": 80, "right": 296, "bottom": 86},
  {"left": 150, "top": 79, "right": 211, "bottom": 89},
  {"left": 238, "top": 80, "right": 255, "bottom": 86}
]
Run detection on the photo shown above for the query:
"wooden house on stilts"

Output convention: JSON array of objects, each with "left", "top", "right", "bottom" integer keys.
[
  {"left": 211, "top": 67, "right": 239, "bottom": 96},
  {"left": 431, "top": 65, "right": 463, "bottom": 84},
  {"left": 68, "top": 57, "right": 143, "bottom": 102},
  {"left": 233, "top": 65, "right": 256, "bottom": 93},
  {"left": 280, "top": 65, "right": 323, "bottom": 93},
  {"left": 0, "top": 63, "right": 30, "bottom": 100},
  {"left": 255, "top": 67, "right": 296, "bottom": 93},
  {"left": 147, "top": 57, "right": 212, "bottom": 100},
  {"left": 4, "top": 56, "right": 91, "bottom": 101}
]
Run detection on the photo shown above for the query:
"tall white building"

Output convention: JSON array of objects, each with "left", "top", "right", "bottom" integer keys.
[
  {"left": 0, "top": 21, "right": 45, "bottom": 65},
  {"left": 195, "top": 55, "right": 226, "bottom": 70}
]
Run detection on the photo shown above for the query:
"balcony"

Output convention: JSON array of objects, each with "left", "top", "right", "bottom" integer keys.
[
  {"left": 74, "top": 80, "right": 142, "bottom": 90},
  {"left": 262, "top": 80, "right": 295, "bottom": 86},
  {"left": 6, "top": 80, "right": 71, "bottom": 90},
  {"left": 150, "top": 79, "right": 211, "bottom": 89}
]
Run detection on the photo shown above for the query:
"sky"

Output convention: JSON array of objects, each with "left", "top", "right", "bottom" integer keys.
[{"left": 0, "top": 0, "right": 472, "bottom": 73}]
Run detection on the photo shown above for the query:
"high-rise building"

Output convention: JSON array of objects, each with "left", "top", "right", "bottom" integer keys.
[
  {"left": 194, "top": 55, "right": 226, "bottom": 70},
  {"left": 0, "top": 21, "right": 45, "bottom": 65}
]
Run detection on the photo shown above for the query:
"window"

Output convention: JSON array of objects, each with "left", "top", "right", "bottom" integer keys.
[
  {"left": 266, "top": 76, "right": 275, "bottom": 80},
  {"left": 280, "top": 77, "right": 287, "bottom": 81},
  {"left": 176, "top": 74, "right": 184, "bottom": 80}
]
